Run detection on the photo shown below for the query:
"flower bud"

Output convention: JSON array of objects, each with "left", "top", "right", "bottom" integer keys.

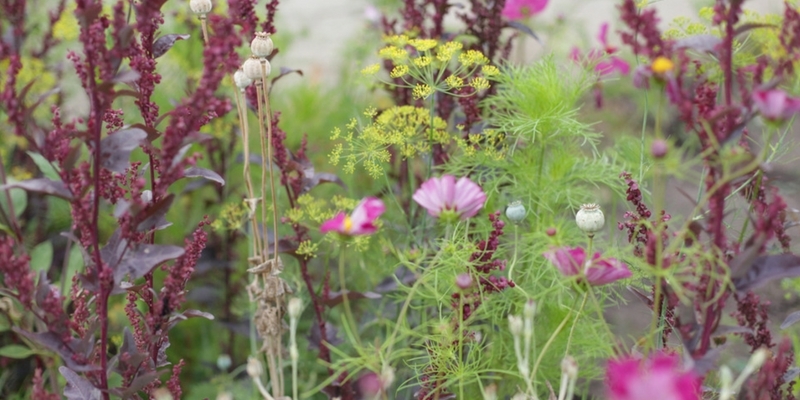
[
  {"left": 651, "top": 139, "right": 668, "bottom": 158},
  {"left": 508, "top": 315, "right": 523, "bottom": 336},
  {"left": 523, "top": 300, "right": 537, "bottom": 320},
  {"left": 242, "top": 56, "right": 269, "bottom": 81},
  {"left": 288, "top": 297, "right": 303, "bottom": 319},
  {"left": 505, "top": 201, "right": 526, "bottom": 223},
  {"left": 216, "top": 354, "right": 231, "bottom": 370},
  {"left": 455, "top": 273, "right": 473, "bottom": 290},
  {"left": 546, "top": 227, "right": 557, "bottom": 237},
  {"left": 251, "top": 32, "right": 274, "bottom": 58},
  {"left": 482, "top": 383, "right": 498, "bottom": 400},
  {"left": 246, "top": 356, "right": 263, "bottom": 378},
  {"left": 189, "top": 0, "right": 212, "bottom": 16},
  {"left": 561, "top": 355, "right": 578, "bottom": 379},
  {"left": 575, "top": 203, "right": 604, "bottom": 234},
  {"left": 234, "top": 69, "right": 252, "bottom": 91}
]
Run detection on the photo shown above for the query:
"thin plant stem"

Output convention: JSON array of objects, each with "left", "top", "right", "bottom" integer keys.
[
  {"left": 565, "top": 292, "right": 588, "bottom": 356},
  {"left": 587, "top": 286, "right": 622, "bottom": 356},
  {"left": 234, "top": 80, "right": 263, "bottom": 257},
  {"left": 290, "top": 313, "right": 299, "bottom": 400},
  {"left": 530, "top": 310, "right": 571, "bottom": 396},
  {"left": 254, "top": 84, "right": 270, "bottom": 257},
  {"left": 338, "top": 246, "right": 361, "bottom": 346},
  {"left": 199, "top": 16, "right": 209, "bottom": 44},
  {"left": 260, "top": 64, "right": 281, "bottom": 264}
]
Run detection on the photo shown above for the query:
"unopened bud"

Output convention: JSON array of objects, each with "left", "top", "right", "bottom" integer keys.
[
  {"left": 251, "top": 32, "right": 274, "bottom": 58},
  {"left": 234, "top": 69, "right": 252, "bottom": 91},
  {"left": 651, "top": 139, "right": 668, "bottom": 158},
  {"left": 523, "top": 300, "right": 537, "bottom": 320},
  {"left": 546, "top": 227, "right": 557, "bottom": 236},
  {"left": 189, "top": 0, "right": 212, "bottom": 16},
  {"left": 575, "top": 203, "right": 604, "bottom": 234},
  {"left": 288, "top": 297, "right": 303, "bottom": 319},
  {"left": 561, "top": 355, "right": 578, "bottom": 379},
  {"left": 243, "top": 56, "right": 269, "bottom": 81},
  {"left": 505, "top": 201, "right": 526, "bottom": 223},
  {"left": 216, "top": 354, "right": 231, "bottom": 370},
  {"left": 508, "top": 315, "right": 523, "bottom": 336},
  {"left": 456, "top": 273, "right": 473, "bottom": 290},
  {"left": 246, "top": 356, "right": 263, "bottom": 378},
  {"left": 482, "top": 383, "right": 498, "bottom": 400}
]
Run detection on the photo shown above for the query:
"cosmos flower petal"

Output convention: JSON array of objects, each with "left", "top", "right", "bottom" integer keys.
[
  {"left": 414, "top": 175, "right": 486, "bottom": 220},
  {"left": 320, "top": 213, "right": 347, "bottom": 234},
  {"left": 606, "top": 352, "right": 701, "bottom": 400},
  {"left": 320, "top": 198, "right": 385, "bottom": 236}
]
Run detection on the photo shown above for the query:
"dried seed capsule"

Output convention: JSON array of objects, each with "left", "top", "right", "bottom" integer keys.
[
  {"left": 575, "top": 203, "right": 605, "bottom": 234},
  {"left": 242, "top": 56, "right": 269, "bottom": 81},
  {"left": 287, "top": 297, "right": 302, "bottom": 319},
  {"left": 234, "top": 68, "right": 252, "bottom": 91},
  {"left": 189, "top": 0, "right": 212, "bottom": 16},
  {"left": 505, "top": 200, "right": 526, "bottom": 223},
  {"left": 251, "top": 32, "right": 274, "bottom": 58}
]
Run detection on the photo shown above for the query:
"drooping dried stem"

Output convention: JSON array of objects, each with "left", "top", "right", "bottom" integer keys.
[
  {"left": 199, "top": 15, "right": 209, "bottom": 45},
  {"left": 233, "top": 77, "right": 263, "bottom": 256},
  {"left": 260, "top": 63, "right": 280, "bottom": 265},
  {"left": 254, "top": 84, "right": 271, "bottom": 258}
]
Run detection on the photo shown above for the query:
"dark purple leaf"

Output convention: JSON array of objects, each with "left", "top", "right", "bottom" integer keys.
[
  {"left": 116, "top": 372, "right": 162, "bottom": 398},
  {"left": 101, "top": 229, "right": 185, "bottom": 290},
  {"left": 183, "top": 166, "right": 225, "bottom": 186},
  {"left": 732, "top": 253, "right": 800, "bottom": 293},
  {"left": 152, "top": 34, "right": 190, "bottom": 58},
  {"left": 735, "top": 22, "right": 777, "bottom": 37},
  {"left": 60, "top": 367, "right": 102, "bottom": 400},
  {"left": 182, "top": 309, "right": 215, "bottom": 320},
  {"left": 781, "top": 311, "right": 800, "bottom": 330},
  {"left": 270, "top": 67, "right": 304, "bottom": 92},
  {"left": 0, "top": 178, "right": 72, "bottom": 200},
  {"left": 112, "top": 69, "right": 141, "bottom": 84},
  {"left": 323, "top": 291, "right": 381, "bottom": 307},
  {"left": 14, "top": 328, "right": 97, "bottom": 372},
  {"left": 129, "top": 123, "right": 161, "bottom": 142},
  {"left": 112, "top": 328, "right": 146, "bottom": 375},
  {"left": 674, "top": 34, "right": 721, "bottom": 54},
  {"left": 691, "top": 345, "right": 724, "bottom": 376},
  {"left": 785, "top": 367, "right": 800, "bottom": 382},
  {"left": 506, "top": 20, "right": 539, "bottom": 42},
  {"left": 100, "top": 128, "right": 146, "bottom": 173},
  {"left": 136, "top": 193, "right": 175, "bottom": 232},
  {"left": 157, "top": 339, "right": 170, "bottom": 368},
  {"left": 713, "top": 325, "right": 753, "bottom": 336},
  {"left": 307, "top": 321, "right": 342, "bottom": 351},
  {"left": 303, "top": 172, "right": 346, "bottom": 194},
  {"left": 627, "top": 286, "right": 653, "bottom": 308}
]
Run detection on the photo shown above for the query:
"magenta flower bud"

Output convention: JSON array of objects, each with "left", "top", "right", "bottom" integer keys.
[
  {"left": 546, "top": 227, "right": 557, "bottom": 236},
  {"left": 455, "top": 273, "right": 473, "bottom": 290},
  {"left": 651, "top": 139, "right": 668, "bottom": 158}
]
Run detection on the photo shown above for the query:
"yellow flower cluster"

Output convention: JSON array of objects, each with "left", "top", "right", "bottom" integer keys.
[
  {"left": 457, "top": 129, "right": 507, "bottom": 160},
  {"left": 361, "top": 63, "right": 381, "bottom": 76},
  {"left": 296, "top": 240, "right": 319, "bottom": 259},
  {"left": 445, "top": 75, "right": 464, "bottom": 89},
  {"left": 409, "top": 38, "right": 438, "bottom": 52},
  {"left": 458, "top": 50, "right": 490, "bottom": 67},
  {"left": 211, "top": 202, "right": 248, "bottom": 231},
  {"left": 390, "top": 65, "right": 409, "bottom": 78},
  {"left": 469, "top": 77, "right": 491, "bottom": 91},
  {"left": 378, "top": 45, "right": 409, "bottom": 62},
  {"left": 412, "top": 83, "right": 434, "bottom": 100},
  {"left": 436, "top": 42, "right": 463, "bottom": 62}
]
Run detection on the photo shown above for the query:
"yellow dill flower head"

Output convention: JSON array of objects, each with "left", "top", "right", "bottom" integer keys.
[
  {"left": 379, "top": 45, "right": 409, "bottom": 62},
  {"left": 296, "top": 240, "right": 319, "bottom": 260},
  {"left": 364, "top": 107, "right": 378, "bottom": 118},
  {"left": 459, "top": 50, "right": 489, "bottom": 67},
  {"left": 361, "top": 63, "right": 380, "bottom": 76},
  {"left": 412, "top": 83, "right": 434, "bottom": 99},
  {"left": 651, "top": 56, "right": 674, "bottom": 74},
  {"left": 436, "top": 42, "right": 463, "bottom": 62},
  {"left": 385, "top": 34, "right": 410, "bottom": 47},
  {"left": 390, "top": 65, "right": 409, "bottom": 78},
  {"left": 469, "top": 77, "right": 490, "bottom": 90},
  {"left": 445, "top": 75, "right": 464, "bottom": 89},
  {"left": 53, "top": 3, "right": 79, "bottom": 41},
  {"left": 412, "top": 56, "right": 433, "bottom": 67},
  {"left": 481, "top": 65, "right": 500, "bottom": 77},
  {"left": 409, "top": 38, "right": 438, "bottom": 52}
]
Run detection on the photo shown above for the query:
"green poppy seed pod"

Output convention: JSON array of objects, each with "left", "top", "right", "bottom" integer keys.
[
  {"left": 189, "top": 0, "right": 212, "bottom": 16},
  {"left": 575, "top": 203, "right": 605, "bottom": 234},
  {"left": 251, "top": 32, "right": 274, "bottom": 58},
  {"left": 288, "top": 297, "right": 302, "bottom": 319},
  {"left": 505, "top": 200, "right": 526, "bottom": 223},
  {"left": 242, "top": 56, "right": 267, "bottom": 81},
  {"left": 216, "top": 354, "right": 232, "bottom": 370},
  {"left": 234, "top": 68, "right": 252, "bottom": 91}
]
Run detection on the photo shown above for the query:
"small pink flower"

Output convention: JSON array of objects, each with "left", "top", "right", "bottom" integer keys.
[
  {"left": 320, "top": 197, "right": 385, "bottom": 236},
  {"left": 502, "top": 0, "right": 548, "bottom": 20},
  {"left": 571, "top": 23, "right": 630, "bottom": 76},
  {"left": 412, "top": 175, "right": 486, "bottom": 220},
  {"left": 543, "top": 246, "right": 631, "bottom": 286},
  {"left": 753, "top": 89, "right": 800, "bottom": 122},
  {"left": 606, "top": 352, "right": 701, "bottom": 400}
]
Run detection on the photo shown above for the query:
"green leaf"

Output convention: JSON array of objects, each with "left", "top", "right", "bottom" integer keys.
[
  {"left": 62, "top": 244, "right": 85, "bottom": 294},
  {"left": 29, "top": 240, "right": 54, "bottom": 274},
  {"left": 26, "top": 151, "right": 61, "bottom": 180},
  {"left": 0, "top": 181, "right": 27, "bottom": 219},
  {"left": 0, "top": 316, "right": 10, "bottom": 333},
  {"left": 0, "top": 344, "right": 36, "bottom": 359}
]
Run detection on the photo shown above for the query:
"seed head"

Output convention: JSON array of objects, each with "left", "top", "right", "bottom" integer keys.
[
  {"left": 243, "top": 56, "right": 269, "bottom": 81},
  {"left": 505, "top": 200, "right": 526, "bottom": 223},
  {"left": 455, "top": 273, "right": 473, "bottom": 290},
  {"left": 251, "top": 32, "right": 274, "bottom": 58},
  {"left": 288, "top": 297, "right": 303, "bottom": 319},
  {"left": 234, "top": 69, "right": 252, "bottom": 91},
  {"left": 575, "top": 203, "right": 605, "bottom": 234},
  {"left": 246, "top": 356, "right": 263, "bottom": 378},
  {"left": 189, "top": 0, "right": 212, "bottom": 16}
]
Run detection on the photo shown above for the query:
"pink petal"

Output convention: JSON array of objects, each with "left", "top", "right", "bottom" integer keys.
[
  {"left": 452, "top": 176, "right": 486, "bottom": 219},
  {"left": 597, "top": 22, "right": 610, "bottom": 47},
  {"left": 543, "top": 246, "right": 584, "bottom": 276},
  {"left": 585, "top": 256, "right": 632, "bottom": 286},
  {"left": 348, "top": 197, "right": 385, "bottom": 235},
  {"left": 413, "top": 178, "right": 445, "bottom": 216},
  {"left": 502, "top": 0, "right": 548, "bottom": 20},
  {"left": 320, "top": 213, "right": 346, "bottom": 234}
]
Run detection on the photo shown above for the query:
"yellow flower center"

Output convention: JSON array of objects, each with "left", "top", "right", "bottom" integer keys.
[
  {"left": 651, "top": 56, "right": 674, "bottom": 74},
  {"left": 343, "top": 215, "right": 353, "bottom": 233}
]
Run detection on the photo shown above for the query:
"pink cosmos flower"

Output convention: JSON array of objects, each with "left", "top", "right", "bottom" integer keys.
[
  {"left": 502, "top": 0, "right": 548, "bottom": 20},
  {"left": 543, "top": 246, "right": 631, "bottom": 286},
  {"left": 752, "top": 89, "right": 800, "bottom": 122},
  {"left": 570, "top": 23, "right": 630, "bottom": 77},
  {"left": 606, "top": 352, "right": 701, "bottom": 400},
  {"left": 412, "top": 175, "right": 486, "bottom": 220},
  {"left": 320, "top": 197, "right": 385, "bottom": 236}
]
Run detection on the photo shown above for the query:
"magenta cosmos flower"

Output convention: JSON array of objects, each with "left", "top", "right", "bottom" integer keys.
[
  {"left": 412, "top": 175, "right": 486, "bottom": 220},
  {"left": 502, "top": 0, "right": 548, "bottom": 20},
  {"left": 543, "top": 246, "right": 631, "bottom": 286},
  {"left": 320, "top": 197, "right": 385, "bottom": 236},
  {"left": 570, "top": 23, "right": 630, "bottom": 77},
  {"left": 606, "top": 352, "right": 701, "bottom": 400},
  {"left": 752, "top": 88, "right": 800, "bottom": 122}
]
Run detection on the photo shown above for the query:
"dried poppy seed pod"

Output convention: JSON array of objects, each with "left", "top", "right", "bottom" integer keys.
[
  {"left": 234, "top": 68, "right": 252, "bottom": 91},
  {"left": 250, "top": 32, "right": 274, "bottom": 58},
  {"left": 189, "top": 0, "right": 212, "bottom": 16},
  {"left": 242, "top": 56, "right": 269, "bottom": 81},
  {"left": 505, "top": 200, "right": 526, "bottom": 223},
  {"left": 575, "top": 203, "right": 605, "bottom": 234}
]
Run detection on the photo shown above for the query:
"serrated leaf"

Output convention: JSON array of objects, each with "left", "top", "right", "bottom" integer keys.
[
  {"left": 183, "top": 166, "right": 225, "bottom": 186},
  {"left": 0, "top": 344, "right": 37, "bottom": 359},
  {"left": 60, "top": 367, "right": 102, "bottom": 400},
  {"left": 733, "top": 253, "right": 800, "bottom": 293},
  {"left": 781, "top": 310, "right": 800, "bottom": 329},
  {"left": 29, "top": 240, "right": 54, "bottom": 274},
  {"left": 26, "top": 151, "right": 60, "bottom": 180},
  {"left": 153, "top": 34, "right": 190, "bottom": 58},
  {"left": 99, "top": 128, "right": 147, "bottom": 173},
  {"left": 0, "top": 178, "right": 72, "bottom": 200}
]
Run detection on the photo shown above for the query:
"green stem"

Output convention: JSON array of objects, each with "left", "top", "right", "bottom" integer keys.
[
  {"left": 565, "top": 292, "right": 588, "bottom": 356},
  {"left": 339, "top": 247, "right": 361, "bottom": 346},
  {"left": 587, "top": 286, "right": 621, "bottom": 356},
  {"left": 530, "top": 310, "right": 571, "bottom": 395}
]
